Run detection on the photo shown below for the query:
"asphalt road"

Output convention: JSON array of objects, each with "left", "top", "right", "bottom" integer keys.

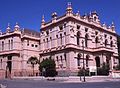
[{"left": 0, "top": 79, "right": 120, "bottom": 88}]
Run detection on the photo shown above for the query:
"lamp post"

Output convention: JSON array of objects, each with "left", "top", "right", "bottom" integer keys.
[{"left": 82, "top": 40, "right": 86, "bottom": 82}]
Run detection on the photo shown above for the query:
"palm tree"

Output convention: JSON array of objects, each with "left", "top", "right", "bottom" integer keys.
[{"left": 27, "top": 56, "right": 38, "bottom": 76}]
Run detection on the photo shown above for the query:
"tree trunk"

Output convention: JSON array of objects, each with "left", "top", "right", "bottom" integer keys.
[{"left": 33, "top": 65, "right": 34, "bottom": 76}]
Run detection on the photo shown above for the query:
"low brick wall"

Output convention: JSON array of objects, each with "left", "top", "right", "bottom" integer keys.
[
  {"left": 0, "top": 70, "right": 39, "bottom": 79},
  {"left": 0, "top": 70, "right": 5, "bottom": 79},
  {"left": 111, "top": 70, "right": 120, "bottom": 78}
]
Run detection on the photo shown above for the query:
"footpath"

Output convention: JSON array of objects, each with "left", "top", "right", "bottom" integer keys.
[{"left": 13, "top": 76, "right": 120, "bottom": 83}]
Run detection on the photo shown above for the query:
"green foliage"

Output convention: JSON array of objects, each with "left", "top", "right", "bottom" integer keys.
[
  {"left": 27, "top": 56, "right": 38, "bottom": 67},
  {"left": 97, "top": 62, "right": 110, "bottom": 75},
  {"left": 113, "top": 64, "right": 120, "bottom": 70},
  {"left": 39, "top": 59, "right": 57, "bottom": 77},
  {"left": 78, "top": 68, "right": 89, "bottom": 76}
]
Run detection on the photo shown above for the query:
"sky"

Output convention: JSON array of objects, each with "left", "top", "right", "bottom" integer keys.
[{"left": 0, "top": 0, "right": 120, "bottom": 35}]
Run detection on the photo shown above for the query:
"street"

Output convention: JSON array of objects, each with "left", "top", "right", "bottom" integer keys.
[{"left": 0, "top": 79, "right": 120, "bottom": 88}]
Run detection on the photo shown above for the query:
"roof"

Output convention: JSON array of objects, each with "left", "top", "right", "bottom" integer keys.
[{"left": 22, "top": 28, "right": 40, "bottom": 38}]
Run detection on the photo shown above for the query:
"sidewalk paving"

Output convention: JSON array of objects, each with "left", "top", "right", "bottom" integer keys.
[
  {"left": 64, "top": 76, "right": 120, "bottom": 83},
  {"left": 12, "top": 76, "right": 120, "bottom": 83}
]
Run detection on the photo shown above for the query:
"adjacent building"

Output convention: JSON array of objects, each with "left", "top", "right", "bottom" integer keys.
[{"left": 0, "top": 3, "right": 119, "bottom": 78}]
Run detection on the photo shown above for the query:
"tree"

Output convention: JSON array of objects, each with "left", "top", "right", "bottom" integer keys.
[
  {"left": 27, "top": 56, "right": 38, "bottom": 76},
  {"left": 78, "top": 68, "right": 89, "bottom": 76},
  {"left": 97, "top": 62, "right": 110, "bottom": 75},
  {"left": 39, "top": 59, "right": 57, "bottom": 77}
]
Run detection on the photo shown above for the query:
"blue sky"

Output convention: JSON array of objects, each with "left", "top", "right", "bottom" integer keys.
[{"left": 0, "top": 0, "right": 120, "bottom": 35}]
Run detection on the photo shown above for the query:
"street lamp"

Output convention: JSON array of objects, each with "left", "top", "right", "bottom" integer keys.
[{"left": 82, "top": 40, "right": 86, "bottom": 82}]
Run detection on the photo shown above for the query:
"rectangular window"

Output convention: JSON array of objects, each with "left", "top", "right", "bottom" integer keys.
[
  {"left": 8, "top": 40, "right": 10, "bottom": 50},
  {"left": 11, "top": 39, "right": 13, "bottom": 49},
  {"left": 46, "top": 38, "right": 49, "bottom": 48},
  {"left": 77, "top": 58, "right": 80, "bottom": 66},
  {"left": 27, "top": 40, "right": 29, "bottom": 46},
  {"left": 2, "top": 41, "right": 4, "bottom": 51},
  {"left": 60, "top": 56, "right": 63, "bottom": 63},
  {"left": 60, "top": 34, "right": 62, "bottom": 45}
]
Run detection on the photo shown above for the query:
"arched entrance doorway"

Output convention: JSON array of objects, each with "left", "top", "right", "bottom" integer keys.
[
  {"left": 6, "top": 56, "right": 12, "bottom": 78},
  {"left": 106, "top": 55, "right": 111, "bottom": 69},
  {"left": 95, "top": 56, "right": 100, "bottom": 75},
  {"left": 95, "top": 56, "right": 100, "bottom": 67}
]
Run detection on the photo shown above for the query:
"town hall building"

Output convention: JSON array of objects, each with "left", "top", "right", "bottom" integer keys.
[{"left": 0, "top": 3, "right": 119, "bottom": 78}]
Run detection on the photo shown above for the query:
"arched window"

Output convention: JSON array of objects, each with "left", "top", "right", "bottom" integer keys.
[
  {"left": 86, "top": 55, "right": 89, "bottom": 67},
  {"left": 46, "top": 30, "right": 49, "bottom": 35},
  {"left": 46, "top": 38, "right": 48, "bottom": 48},
  {"left": 85, "top": 34, "right": 88, "bottom": 47},
  {"left": 77, "top": 53, "right": 81, "bottom": 66},
  {"left": 95, "top": 36, "right": 99, "bottom": 43},
  {"left": 105, "top": 39, "right": 108, "bottom": 47},
  {"left": 64, "top": 53, "right": 66, "bottom": 61},
  {"left": 0, "top": 59, "right": 2, "bottom": 69},
  {"left": 110, "top": 41, "right": 113, "bottom": 47},
  {"left": 60, "top": 34, "right": 62, "bottom": 45},
  {"left": 2, "top": 41, "right": 4, "bottom": 51},
  {"left": 11, "top": 39, "right": 13, "bottom": 49},
  {"left": 56, "top": 56, "right": 58, "bottom": 62},
  {"left": 60, "top": 56, "right": 62, "bottom": 63},
  {"left": 8, "top": 40, "right": 10, "bottom": 50},
  {"left": 77, "top": 25, "right": 80, "bottom": 29},
  {"left": 77, "top": 31, "right": 80, "bottom": 45},
  {"left": 94, "top": 16, "right": 97, "bottom": 21}
]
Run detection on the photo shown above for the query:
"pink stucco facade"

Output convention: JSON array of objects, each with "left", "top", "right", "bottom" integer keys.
[{"left": 0, "top": 3, "right": 119, "bottom": 78}]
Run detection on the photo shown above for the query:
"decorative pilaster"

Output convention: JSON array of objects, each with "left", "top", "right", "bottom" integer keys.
[
  {"left": 14, "top": 22, "right": 20, "bottom": 31},
  {"left": 111, "top": 22, "right": 115, "bottom": 31},
  {"left": 66, "top": 2, "right": 73, "bottom": 16},
  {"left": 41, "top": 15, "right": 45, "bottom": 28},
  {"left": 6, "top": 23, "right": 11, "bottom": 33},
  {"left": 52, "top": 12, "right": 57, "bottom": 23}
]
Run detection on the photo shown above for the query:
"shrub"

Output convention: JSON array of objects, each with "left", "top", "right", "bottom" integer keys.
[
  {"left": 113, "top": 65, "right": 120, "bottom": 70},
  {"left": 39, "top": 59, "right": 57, "bottom": 77},
  {"left": 97, "top": 62, "right": 110, "bottom": 75},
  {"left": 78, "top": 68, "right": 89, "bottom": 76}
]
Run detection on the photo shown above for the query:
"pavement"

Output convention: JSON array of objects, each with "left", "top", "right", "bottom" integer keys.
[
  {"left": 12, "top": 76, "right": 120, "bottom": 83},
  {"left": 0, "top": 77, "right": 120, "bottom": 88}
]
